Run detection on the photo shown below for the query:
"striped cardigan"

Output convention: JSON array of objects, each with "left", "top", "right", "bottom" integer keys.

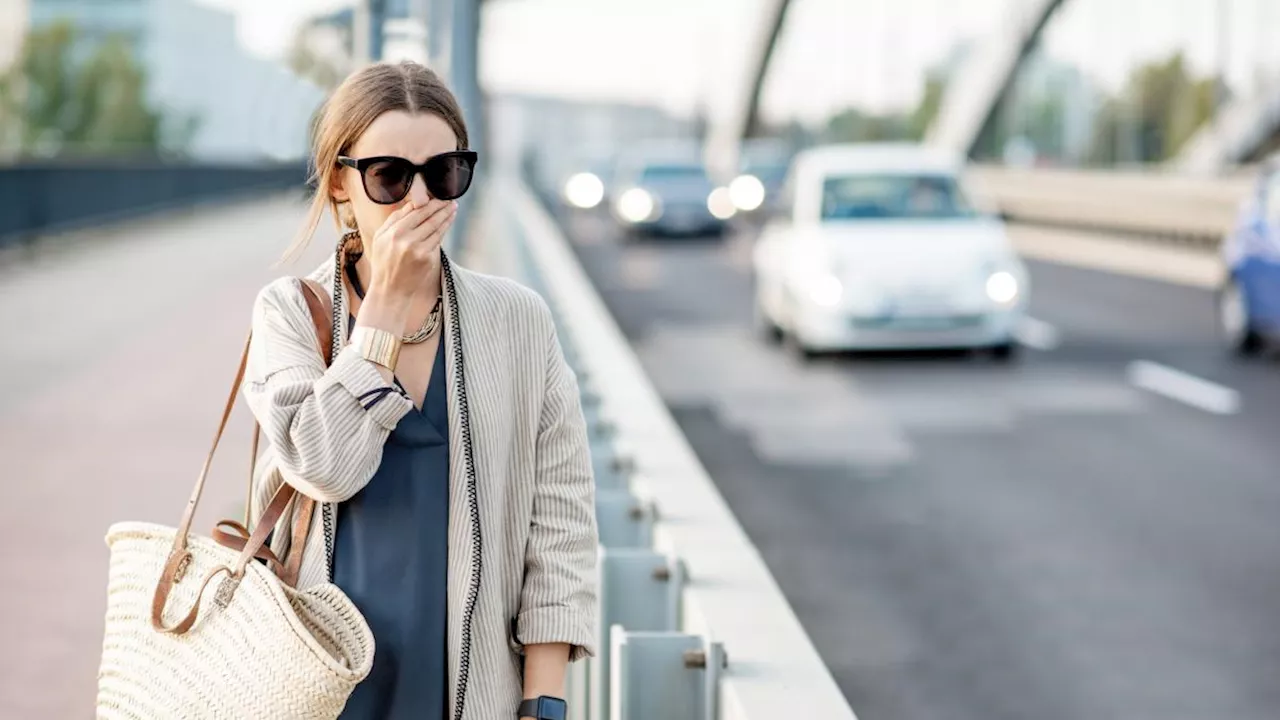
[{"left": 242, "top": 252, "right": 598, "bottom": 720}]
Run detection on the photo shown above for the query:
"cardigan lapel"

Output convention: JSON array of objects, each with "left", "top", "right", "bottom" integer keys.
[{"left": 441, "top": 255, "right": 493, "bottom": 718}]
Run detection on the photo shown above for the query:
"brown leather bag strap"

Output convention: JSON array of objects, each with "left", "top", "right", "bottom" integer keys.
[
  {"left": 150, "top": 277, "right": 335, "bottom": 634},
  {"left": 154, "top": 480, "right": 300, "bottom": 634},
  {"left": 269, "top": 279, "right": 330, "bottom": 588},
  {"left": 245, "top": 278, "right": 334, "bottom": 525}
]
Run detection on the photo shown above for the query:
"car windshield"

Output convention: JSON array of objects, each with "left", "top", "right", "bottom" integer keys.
[
  {"left": 821, "top": 174, "right": 978, "bottom": 221},
  {"left": 745, "top": 164, "right": 788, "bottom": 186},
  {"left": 640, "top": 164, "right": 709, "bottom": 184}
]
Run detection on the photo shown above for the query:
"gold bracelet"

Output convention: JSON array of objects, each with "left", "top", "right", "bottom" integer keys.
[{"left": 350, "top": 326, "right": 401, "bottom": 370}]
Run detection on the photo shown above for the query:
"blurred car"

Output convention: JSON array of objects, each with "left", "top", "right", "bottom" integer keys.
[
  {"left": 610, "top": 146, "right": 734, "bottom": 237},
  {"left": 728, "top": 139, "right": 793, "bottom": 219},
  {"left": 1218, "top": 161, "right": 1280, "bottom": 355},
  {"left": 558, "top": 154, "right": 616, "bottom": 213},
  {"left": 752, "top": 142, "right": 1027, "bottom": 359}
]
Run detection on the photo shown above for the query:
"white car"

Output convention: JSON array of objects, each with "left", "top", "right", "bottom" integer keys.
[{"left": 752, "top": 143, "right": 1027, "bottom": 359}]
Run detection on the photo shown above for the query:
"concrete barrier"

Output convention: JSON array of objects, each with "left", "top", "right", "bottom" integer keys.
[
  {"left": 965, "top": 165, "right": 1258, "bottom": 248},
  {"left": 492, "top": 172, "right": 859, "bottom": 720}
]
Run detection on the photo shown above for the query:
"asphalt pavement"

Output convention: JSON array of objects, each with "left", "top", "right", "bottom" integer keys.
[
  {"left": 9, "top": 192, "right": 1280, "bottom": 720},
  {"left": 556, "top": 206, "right": 1280, "bottom": 720}
]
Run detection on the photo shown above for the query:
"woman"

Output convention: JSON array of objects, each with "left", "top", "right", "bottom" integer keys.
[{"left": 243, "top": 60, "right": 598, "bottom": 720}]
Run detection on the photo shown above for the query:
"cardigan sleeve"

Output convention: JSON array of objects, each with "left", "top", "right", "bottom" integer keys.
[{"left": 243, "top": 277, "right": 413, "bottom": 503}]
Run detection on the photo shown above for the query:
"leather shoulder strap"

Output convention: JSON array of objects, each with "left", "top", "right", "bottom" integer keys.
[
  {"left": 153, "top": 275, "right": 341, "bottom": 632},
  {"left": 299, "top": 277, "right": 334, "bottom": 364},
  {"left": 241, "top": 277, "right": 333, "bottom": 579}
]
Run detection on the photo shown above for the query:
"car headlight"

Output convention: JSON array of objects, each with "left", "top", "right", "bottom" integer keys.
[
  {"left": 707, "top": 187, "right": 736, "bottom": 220},
  {"left": 617, "top": 188, "right": 656, "bottom": 223},
  {"left": 809, "top": 274, "right": 843, "bottom": 307},
  {"left": 985, "top": 271, "right": 1019, "bottom": 305},
  {"left": 729, "top": 174, "right": 766, "bottom": 211},
  {"left": 563, "top": 172, "right": 604, "bottom": 209}
]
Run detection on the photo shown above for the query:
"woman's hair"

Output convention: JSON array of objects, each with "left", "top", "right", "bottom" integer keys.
[{"left": 286, "top": 61, "right": 469, "bottom": 261}]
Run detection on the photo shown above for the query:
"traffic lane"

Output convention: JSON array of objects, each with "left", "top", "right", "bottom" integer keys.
[
  {"left": 558, "top": 207, "right": 1280, "bottom": 720},
  {"left": 1022, "top": 256, "right": 1280, "bottom": 423},
  {"left": 0, "top": 196, "right": 333, "bottom": 718},
  {"left": 675, "top": 402, "right": 1280, "bottom": 720}
]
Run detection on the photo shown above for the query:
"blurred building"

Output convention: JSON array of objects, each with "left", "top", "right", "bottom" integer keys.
[
  {"left": 24, "top": 0, "right": 325, "bottom": 161},
  {"left": 490, "top": 93, "right": 697, "bottom": 194},
  {"left": 296, "top": 7, "right": 357, "bottom": 78},
  {"left": 28, "top": 0, "right": 143, "bottom": 56},
  {"left": 0, "top": 0, "right": 28, "bottom": 71}
]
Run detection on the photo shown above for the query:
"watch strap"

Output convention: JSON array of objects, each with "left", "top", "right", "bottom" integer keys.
[{"left": 517, "top": 696, "right": 566, "bottom": 720}]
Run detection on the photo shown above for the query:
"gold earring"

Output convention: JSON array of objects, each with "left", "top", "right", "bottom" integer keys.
[
  {"left": 337, "top": 202, "right": 363, "bottom": 260},
  {"left": 337, "top": 201, "right": 357, "bottom": 229}
]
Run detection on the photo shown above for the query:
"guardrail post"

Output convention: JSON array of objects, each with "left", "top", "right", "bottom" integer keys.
[
  {"left": 595, "top": 489, "right": 655, "bottom": 548},
  {"left": 591, "top": 446, "right": 631, "bottom": 492},
  {"left": 608, "top": 626, "right": 726, "bottom": 720},
  {"left": 590, "top": 549, "right": 684, "bottom": 720}
]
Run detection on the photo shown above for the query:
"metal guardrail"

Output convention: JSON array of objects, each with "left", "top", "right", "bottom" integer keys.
[
  {"left": 493, "top": 173, "right": 858, "bottom": 720},
  {"left": 965, "top": 165, "right": 1257, "bottom": 248},
  {"left": 0, "top": 160, "right": 309, "bottom": 248}
]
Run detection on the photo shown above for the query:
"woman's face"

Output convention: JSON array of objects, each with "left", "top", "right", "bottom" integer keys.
[{"left": 333, "top": 110, "right": 459, "bottom": 242}]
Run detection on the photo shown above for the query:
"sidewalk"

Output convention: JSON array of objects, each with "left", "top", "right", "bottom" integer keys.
[
  {"left": 0, "top": 189, "right": 532, "bottom": 718},
  {"left": 0, "top": 195, "right": 335, "bottom": 719}
]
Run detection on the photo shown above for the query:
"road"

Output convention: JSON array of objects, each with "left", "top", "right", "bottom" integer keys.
[
  {"left": 0, "top": 195, "right": 340, "bottom": 718},
  {"left": 556, "top": 207, "right": 1280, "bottom": 720}
]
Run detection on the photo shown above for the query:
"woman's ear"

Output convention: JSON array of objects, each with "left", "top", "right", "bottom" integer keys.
[{"left": 330, "top": 167, "right": 350, "bottom": 203}]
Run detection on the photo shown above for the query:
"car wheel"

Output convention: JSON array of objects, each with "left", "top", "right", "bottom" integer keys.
[
  {"left": 786, "top": 334, "right": 820, "bottom": 361},
  {"left": 989, "top": 340, "right": 1019, "bottom": 362},
  {"left": 757, "top": 310, "right": 784, "bottom": 345},
  {"left": 1219, "top": 279, "right": 1264, "bottom": 356},
  {"left": 753, "top": 291, "right": 784, "bottom": 345}
]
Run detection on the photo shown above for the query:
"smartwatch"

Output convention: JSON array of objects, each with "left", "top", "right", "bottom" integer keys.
[{"left": 517, "top": 696, "right": 567, "bottom": 720}]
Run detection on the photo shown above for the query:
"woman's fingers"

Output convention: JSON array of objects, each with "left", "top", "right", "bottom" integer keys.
[{"left": 401, "top": 200, "right": 455, "bottom": 240}]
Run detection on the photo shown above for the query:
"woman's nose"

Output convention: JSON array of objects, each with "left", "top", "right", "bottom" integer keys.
[{"left": 408, "top": 174, "right": 431, "bottom": 205}]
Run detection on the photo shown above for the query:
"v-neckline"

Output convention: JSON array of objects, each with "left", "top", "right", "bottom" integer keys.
[{"left": 398, "top": 339, "right": 445, "bottom": 419}]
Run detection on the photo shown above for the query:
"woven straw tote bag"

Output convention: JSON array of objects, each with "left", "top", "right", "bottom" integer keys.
[{"left": 96, "top": 279, "right": 375, "bottom": 719}]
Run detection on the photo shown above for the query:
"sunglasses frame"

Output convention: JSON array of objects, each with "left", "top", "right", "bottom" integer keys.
[{"left": 336, "top": 150, "right": 479, "bottom": 204}]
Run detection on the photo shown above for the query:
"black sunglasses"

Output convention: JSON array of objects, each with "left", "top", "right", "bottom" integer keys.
[{"left": 337, "top": 150, "right": 478, "bottom": 204}]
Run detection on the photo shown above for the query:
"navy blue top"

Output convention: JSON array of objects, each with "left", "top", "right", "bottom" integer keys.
[{"left": 334, "top": 275, "right": 451, "bottom": 720}]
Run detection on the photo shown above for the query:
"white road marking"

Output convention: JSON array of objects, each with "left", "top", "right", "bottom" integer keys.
[
  {"left": 1014, "top": 316, "right": 1061, "bottom": 351},
  {"left": 1126, "top": 360, "right": 1240, "bottom": 415}
]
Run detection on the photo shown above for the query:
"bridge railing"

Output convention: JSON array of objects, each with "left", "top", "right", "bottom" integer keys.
[
  {"left": 965, "top": 164, "right": 1258, "bottom": 248},
  {"left": 0, "top": 160, "right": 308, "bottom": 248},
  {"left": 479, "top": 171, "right": 859, "bottom": 720}
]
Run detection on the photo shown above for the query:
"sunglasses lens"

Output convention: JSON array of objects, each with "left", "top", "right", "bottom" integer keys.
[
  {"left": 364, "top": 159, "right": 412, "bottom": 204},
  {"left": 426, "top": 154, "right": 475, "bottom": 201}
]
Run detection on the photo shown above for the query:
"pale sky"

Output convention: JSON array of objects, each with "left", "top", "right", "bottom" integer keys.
[{"left": 204, "top": 0, "right": 1280, "bottom": 125}]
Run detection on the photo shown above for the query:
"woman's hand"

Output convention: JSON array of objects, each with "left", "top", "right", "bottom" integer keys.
[{"left": 366, "top": 198, "right": 457, "bottom": 299}]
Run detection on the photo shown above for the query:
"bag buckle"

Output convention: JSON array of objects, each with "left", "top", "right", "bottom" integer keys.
[{"left": 213, "top": 570, "right": 243, "bottom": 609}]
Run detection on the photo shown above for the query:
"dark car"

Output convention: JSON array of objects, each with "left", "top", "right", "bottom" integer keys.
[{"left": 610, "top": 153, "right": 733, "bottom": 237}]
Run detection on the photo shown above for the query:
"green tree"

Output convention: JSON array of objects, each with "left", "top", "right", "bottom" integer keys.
[
  {"left": 0, "top": 20, "right": 167, "bottom": 157},
  {"left": 823, "top": 106, "right": 912, "bottom": 143},
  {"left": 821, "top": 69, "right": 947, "bottom": 145},
  {"left": 1087, "top": 52, "right": 1217, "bottom": 164},
  {"left": 907, "top": 74, "right": 946, "bottom": 140}
]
